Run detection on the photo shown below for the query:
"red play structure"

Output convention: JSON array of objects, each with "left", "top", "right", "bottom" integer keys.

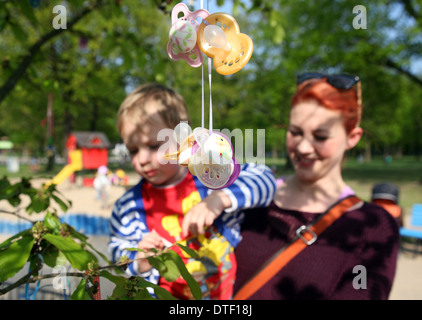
[
  {"left": 66, "top": 131, "right": 110, "bottom": 169},
  {"left": 49, "top": 131, "right": 111, "bottom": 186}
]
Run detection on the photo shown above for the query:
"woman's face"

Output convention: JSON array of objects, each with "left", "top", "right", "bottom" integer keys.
[{"left": 286, "top": 100, "right": 359, "bottom": 183}]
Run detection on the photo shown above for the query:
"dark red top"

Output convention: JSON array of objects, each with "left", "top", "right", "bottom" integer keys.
[{"left": 234, "top": 201, "right": 400, "bottom": 300}]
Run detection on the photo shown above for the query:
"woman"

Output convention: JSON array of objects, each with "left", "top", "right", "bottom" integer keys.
[{"left": 233, "top": 73, "right": 399, "bottom": 300}]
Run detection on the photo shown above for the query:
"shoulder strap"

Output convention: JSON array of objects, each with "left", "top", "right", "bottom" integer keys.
[{"left": 233, "top": 195, "right": 363, "bottom": 300}]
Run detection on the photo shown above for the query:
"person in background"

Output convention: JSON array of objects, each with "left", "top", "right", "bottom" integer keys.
[
  {"left": 93, "top": 165, "right": 111, "bottom": 209},
  {"left": 108, "top": 83, "right": 276, "bottom": 299},
  {"left": 371, "top": 182, "right": 403, "bottom": 227},
  {"left": 234, "top": 72, "right": 399, "bottom": 300}
]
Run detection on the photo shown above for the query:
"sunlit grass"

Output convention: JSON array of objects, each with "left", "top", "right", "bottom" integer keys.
[
  {"left": 267, "top": 155, "right": 422, "bottom": 216},
  {"left": 1, "top": 155, "right": 421, "bottom": 219}
]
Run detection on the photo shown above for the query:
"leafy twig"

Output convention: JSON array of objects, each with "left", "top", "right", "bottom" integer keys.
[{"left": 0, "top": 208, "right": 35, "bottom": 223}]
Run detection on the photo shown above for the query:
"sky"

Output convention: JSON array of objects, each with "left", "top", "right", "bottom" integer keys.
[{"left": 182, "top": 0, "right": 234, "bottom": 14}]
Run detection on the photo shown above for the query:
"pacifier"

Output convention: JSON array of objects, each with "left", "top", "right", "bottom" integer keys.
[
  {"left": 163, "top": 122, "right": 194, "bottom": 166},
  {"left": 197, "top": 12, "right": 253, "bottom": 75},
  {"left": 190, "top": 127, "right": 239, "bottom": 189},
  {"left": 164, "top": 124, "right": 240, "bottom": 190},
  {"left": 167, "top": 3, "right": 209, "bottom": 67}
]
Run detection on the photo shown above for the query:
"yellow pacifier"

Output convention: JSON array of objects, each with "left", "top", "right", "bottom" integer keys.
[{"left": 197, "top": 12, "right": 253, "bottom": 75}]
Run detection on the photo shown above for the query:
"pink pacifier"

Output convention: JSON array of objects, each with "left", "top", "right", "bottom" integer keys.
[{"left": 167, "top": 3, "right": 209, "bottom": 67}]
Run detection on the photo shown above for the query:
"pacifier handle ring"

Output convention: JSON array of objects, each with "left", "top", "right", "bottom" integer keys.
[
  {"left": 171, "top": 3, "right": 190, "bottom": 22},
  {"left": 171, "top": 3, "right": 209, "bottom": 30}
]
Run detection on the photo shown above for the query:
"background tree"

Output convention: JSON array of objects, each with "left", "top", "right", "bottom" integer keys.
[{"left": 0, "top": 0, "right": 421, "bottom": 164}]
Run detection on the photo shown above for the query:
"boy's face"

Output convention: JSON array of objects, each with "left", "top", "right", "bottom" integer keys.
[{"left": 120, "top": 111, "right": 186, "bottom": 186}]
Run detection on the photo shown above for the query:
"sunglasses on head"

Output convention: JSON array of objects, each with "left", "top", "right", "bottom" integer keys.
[{"left": 297, "top": 72, "right": 360, "bottom": 90}]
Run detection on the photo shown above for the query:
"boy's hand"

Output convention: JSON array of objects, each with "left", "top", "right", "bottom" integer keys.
[
  {"left": 136, "top": 230, "right": 165, "bottom": 273},
  {"left": 181, "top": 191, "right": 232, "bottom": 237}
]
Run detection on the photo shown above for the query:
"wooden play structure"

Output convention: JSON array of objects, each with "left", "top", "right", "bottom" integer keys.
[{"left": 47, "top": 131, "right": 111, "bottom": 186}]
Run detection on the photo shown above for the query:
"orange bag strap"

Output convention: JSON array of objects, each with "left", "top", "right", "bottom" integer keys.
[{"left": 233, "top": 195, "right": 363, "bottom": 300}]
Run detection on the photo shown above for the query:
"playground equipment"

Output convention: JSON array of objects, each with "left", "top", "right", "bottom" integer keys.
[
  {"left": 47, "top": 150, "right": 83, "bottom": 186},
  {"left": 46, "top": 131, "right": 111, "bottom": 187}
]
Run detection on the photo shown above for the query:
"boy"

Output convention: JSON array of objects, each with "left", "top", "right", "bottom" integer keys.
[{"left": 108, "top": 83, "right": 276, "bottom": 299}]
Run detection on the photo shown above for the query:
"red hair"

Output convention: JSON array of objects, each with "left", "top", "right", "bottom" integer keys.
[{"left": 291, "top": 79, "right": 362, "bottom": 133}]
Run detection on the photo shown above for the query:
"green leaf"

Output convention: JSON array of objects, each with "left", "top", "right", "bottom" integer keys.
[
  {"left": 99, "top": 270, "right": 126, "bottom": 286},
  {"left": 44, "top": 212, "right": 61, "bottom": 233},
  {"left": 83, "top": 241, "right": 111, "bottom": 264},
  {"left": 158, "top": 253, "right": 181, "bottom": 283},
  {"left": 100, "top": 271, "right": 129, "bottom": 299},
  {"left": 0, "top": 178, "right": 24, "bottom": 207},
  {"left": 101, "top": 271, "right": 151, "bottom": 300},
  {"left": 166, "top": 251, "right": 202, "bottom": 300},
  {"left": 147, "top": 256, "right": 167, "bottom": 274},
  {"left": 67, "top": 224, "right": 88, "bottom": 242},
  {"left": 43, "top": 234, "right": 97, "bottom": 271},
  {"left": 0, "top": 229, "right": 32, "bottom": 250},
  {"left": 70, "top": 278, "right": 91, "bottom": 300},
  {"left": 151, "top": 284, "right": 178, "bottom": 300},
  {"left": 27, "top": 194, "right": 49, "bottom": 214},
  {"left": 0, "top": 234, "right": 35, "bottom": 282},
  {"left": 134, "top": 288, "right": 155, "bottom": 300},
  {"left": 63, "top": 223, "right": 109, "bottom": 263},
  {"left": 175, "top": 243, "right": 200, "bottom": 259},
  {"left": 134, "top": 275, "right": 178, "bottom": 300},
  {"left": 132, "top": 276, "right": 177, "bottom": 300},
  {"left": 42, "top": 245, "right": 67, "bottom": 268},
  {"left": 51, "top": 194, "right": 70, "bottom": 212}
]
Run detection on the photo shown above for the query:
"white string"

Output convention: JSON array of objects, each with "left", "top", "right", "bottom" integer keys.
[
  {"left": 208, "top": 57, "right": 213, "bottom": 133},
  {"left": 199, "top": 0, "right": 212, "bottom": 133},
  {"left": 200, "top": 0, "right": 204, "bottom": 128},
  {"left": 206, "top": 0, "right": 212, "bottom": 133},
  {"left": 201, "top": 64, "right": 205, "bottom": 128}
]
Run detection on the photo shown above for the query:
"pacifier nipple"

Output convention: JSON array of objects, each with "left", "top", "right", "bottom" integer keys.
[{"left": 204, "top": 25, "right": 231, "bottom": 51}]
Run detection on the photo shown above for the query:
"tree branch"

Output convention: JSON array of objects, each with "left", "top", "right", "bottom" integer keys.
[
  {"left": 0, "top": 208, "right": 35, "bottom": 223},
  {"left": 400, "top": 0, "right": 421, "bottom": 28},
  {"left": 0, "top": 269, "right": 37, "bottom": 296},
  {"left": 0, "top": 1, "right": 105, "bottom": 104},
  {"left": 0, "top": 259, "right": 128, "bottom": 296},
  {"left": 384, "top": 57, "right": 422, "bottom": 87}
]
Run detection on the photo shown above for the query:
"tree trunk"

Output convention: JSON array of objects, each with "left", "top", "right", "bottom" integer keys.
[{"left": 364, "top": 138, "right": 372, "bottom": 162}]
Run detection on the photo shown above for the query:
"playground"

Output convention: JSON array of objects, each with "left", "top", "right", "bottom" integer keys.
[{"left": 1, "top": 0, "right": 421, "bottom": 303}]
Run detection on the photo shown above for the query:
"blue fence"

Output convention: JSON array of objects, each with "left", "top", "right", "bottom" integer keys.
[{"left": 0, "top": 214, "right": 110, "bottom": 236}]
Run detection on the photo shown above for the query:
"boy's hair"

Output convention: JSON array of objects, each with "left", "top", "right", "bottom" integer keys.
[{"left": 117, "top": 83, "right": 190, "bottom": 134}]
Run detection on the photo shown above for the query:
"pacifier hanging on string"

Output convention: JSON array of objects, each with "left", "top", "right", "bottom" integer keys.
[
  {"left": 197, "top": 12, "right": 254, "bottom": 75},
  {"left": 165, "top": 2, "right": 247, "bottom": 189},
  {"left": 167, "top": 3, "right": 209, "bottom": 67},
  {"left": 167, "top": 3, "right": 254, "bottom": 74},
  {"left": 164, "top": 124, "right": 240, "bottom": 190},
  {"left": 191, "top": 127, "right": 240, "bottom": 189}
]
